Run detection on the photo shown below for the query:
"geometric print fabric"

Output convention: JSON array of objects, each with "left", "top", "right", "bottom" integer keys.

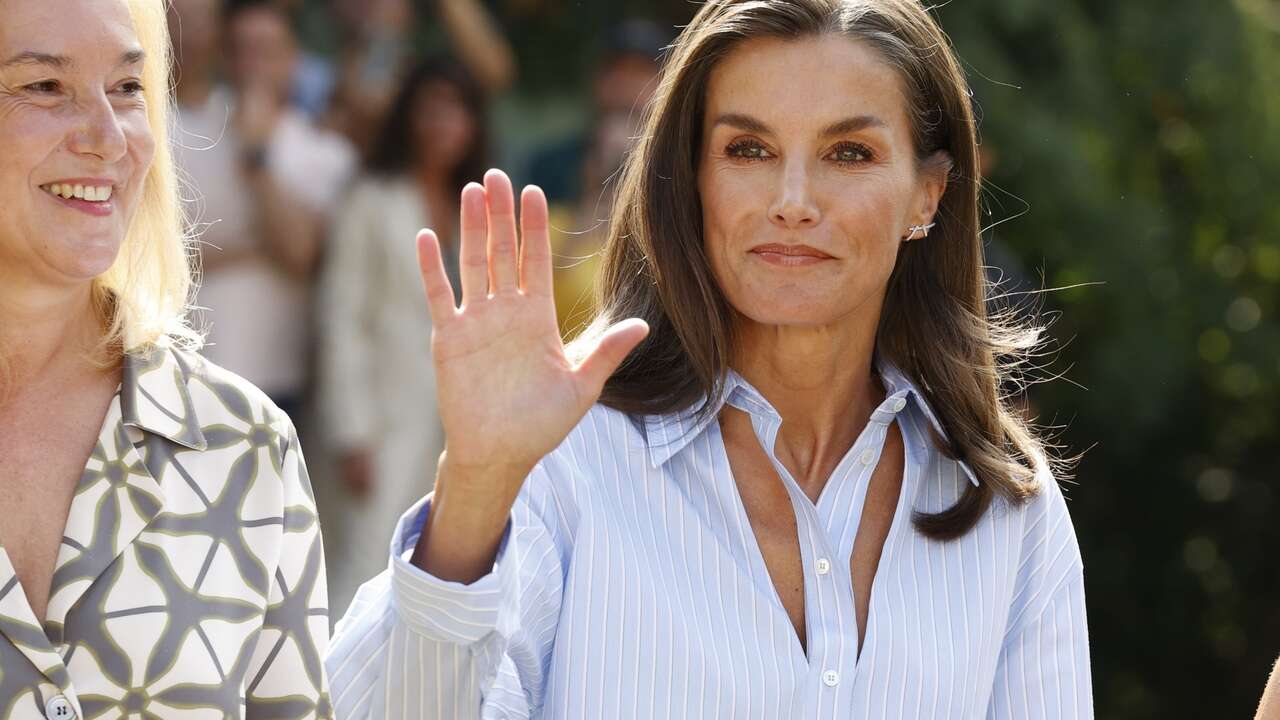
[{"left": 0, "top": 346, "right": 331, "bottom": 719}]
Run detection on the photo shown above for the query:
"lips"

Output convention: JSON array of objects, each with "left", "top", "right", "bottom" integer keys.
[
  {"left": 749, "top": 243, "right": 835, "bottom": 259},
  {"left": 39, "top": 181, "right": 118, "bottom": 218}
]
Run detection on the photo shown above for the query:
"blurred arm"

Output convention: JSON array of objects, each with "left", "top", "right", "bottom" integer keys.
[
  {"left": 438, "top": 0, "right": 516, "bottom": 93},
  {"left": 244, "top": 160, "right": 325, "bottom": 281}
]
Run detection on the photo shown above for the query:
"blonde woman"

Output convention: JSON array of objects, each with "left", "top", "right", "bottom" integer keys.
[
  {"left": 328, "top": 0, "right": 1090, "bottom": 717},
  {"left": 0, "top": 0, "right": 329, "bottom": 717}
]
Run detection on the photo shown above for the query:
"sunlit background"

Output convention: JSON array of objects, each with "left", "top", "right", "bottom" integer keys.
[{"left": 171, "top": 0, "right": 1280, "bottom": 716}]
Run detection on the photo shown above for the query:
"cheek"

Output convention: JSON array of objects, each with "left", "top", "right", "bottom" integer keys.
[
  {"left": 121, "top": 116, "right": 156, "bottom": 205},
  {"left": 699, "top": 169, "right": 758, "bottom": 261},
  {"left": 0, "top": 106, "right": 60, "bottom": 183}
]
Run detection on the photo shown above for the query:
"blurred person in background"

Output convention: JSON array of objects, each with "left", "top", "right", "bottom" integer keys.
[
  {"left": 528, "top": 19, "right": 667, "bottom": 335},
  {"left": 316, "top": 56, "right": 490, "bottom": 616},
  {"left": 320, "top": 0, "right": 514, "bottom": 157},
  {"left": 169, "top": 0, "right": 356, "bottom": 419},
  {"left": 0, "top": 0, "right": 329, "bottom": 715}
]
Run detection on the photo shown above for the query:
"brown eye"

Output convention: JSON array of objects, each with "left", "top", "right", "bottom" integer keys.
[
  {"left": 115, "top": 81, "right": 145, "bottom": 97},
  {"left": 725, "top": 139, "right": 772, "bottom": 161},
  {"left": 24, "top": 80, "right": 61, "bottom": 94},
  {"left": 829, "top": 142, "right": 873, "bottom": 164}
]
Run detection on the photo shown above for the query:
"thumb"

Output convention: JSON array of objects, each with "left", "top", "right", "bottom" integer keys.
[{"left": 573, "top": 318, "right": 650, "bottom": 396}]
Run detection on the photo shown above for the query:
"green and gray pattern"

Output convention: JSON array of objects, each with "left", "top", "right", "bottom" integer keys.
[{"left": 0, "top": 346, "right": 331, "bottom": 719}]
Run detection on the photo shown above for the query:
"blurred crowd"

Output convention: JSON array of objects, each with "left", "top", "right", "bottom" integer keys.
[{"left": 166, "top": 0, "right": 668, "bottom": 617}]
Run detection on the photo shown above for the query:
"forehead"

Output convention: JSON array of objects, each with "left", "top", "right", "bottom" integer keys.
[
  {"left": 0, "top": 0, "right": 138, "bottom": 60},
  {"left": 704, "top": 34, "right": 910, "bottom": 132}
]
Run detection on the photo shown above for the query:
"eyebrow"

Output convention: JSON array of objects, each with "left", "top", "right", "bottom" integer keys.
[
  {"left": 711, "top": 112, "right": 888, "bottom": 137},
  {"left": 1, "top": 48, "right": 145, "bottom": 70}
]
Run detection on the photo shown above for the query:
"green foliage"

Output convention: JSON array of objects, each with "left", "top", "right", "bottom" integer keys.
[{"left": 935, "top": 1, "right": 1280, "bottom": 715}]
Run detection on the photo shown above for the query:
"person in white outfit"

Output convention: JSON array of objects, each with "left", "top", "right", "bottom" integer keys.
[
  {"left": 316, "top": 57, "right": 491, "bottom": 616},
  {"left": 172, "top": 0, "right": 356, "bottom": 416}
]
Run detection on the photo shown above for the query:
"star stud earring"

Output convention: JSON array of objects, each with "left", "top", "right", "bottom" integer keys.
[{"left": 905, "top": 222, "right": 936, "bottom": 241}]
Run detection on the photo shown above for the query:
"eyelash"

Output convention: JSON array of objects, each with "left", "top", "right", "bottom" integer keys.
[
  {"left": 23, "top": 80, "right": 145, "bottom": 97},
  {"left": 724, "top": 138, "right": 876, "bottom": 165}
]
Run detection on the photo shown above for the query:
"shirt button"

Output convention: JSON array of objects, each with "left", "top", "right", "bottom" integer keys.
[
  {"left": 822, "top": 670, "right": 840, "bottom": 687},
  {"left": 816, "top": 558, "right": 831, "bottom": 575},
  {"left": 890, "top": 397, "right": 907, "bottom": 413},
  {"left": 860, "top": 449, "right": 875, "bottom": 465},
  {"left": 45, "top": 695, "right": 75, "bottom": 719}
]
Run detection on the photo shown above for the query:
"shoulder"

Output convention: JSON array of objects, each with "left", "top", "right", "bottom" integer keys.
[
  {"left": 176, "top": 347, "right": 298, "bottom": 440},
  {"left": 1012, "top": 464, "right": 1081, "bottom": 558},
  {"left": 557, "top": 403, "right": 649, "bottom": 466},
  {"left": 997, "top": 464, "right": 1085, "bottom": 622},
  {"left": 524, "top": 404, "right": 649, "bottom": 502},
  {"left": 124, "top": 345, "right": 316, "bottom": 529}
]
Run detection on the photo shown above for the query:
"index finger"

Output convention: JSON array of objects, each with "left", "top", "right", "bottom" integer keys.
[{"left": 416, "top": 229, "right": 458, "bottom": 327}]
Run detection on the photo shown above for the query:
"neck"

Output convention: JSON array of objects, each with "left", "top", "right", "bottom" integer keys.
[
  {"left": 0, "top": 278, "right": 107, "bottom": 396},
  {"left": 414, "top": 164, "right": 452, "bottom": 196},
  {"left": 731, "top": 311, "right": 885, "bottom": 491}
]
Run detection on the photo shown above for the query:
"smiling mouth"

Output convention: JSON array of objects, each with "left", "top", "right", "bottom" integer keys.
[{"left": 41, "top": 182, "right": 115, "bottom": 202}]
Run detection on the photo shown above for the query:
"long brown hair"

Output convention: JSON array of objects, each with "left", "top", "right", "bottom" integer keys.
[{"left": 576, "top": 0, "right": 1054, "bottom": 541}]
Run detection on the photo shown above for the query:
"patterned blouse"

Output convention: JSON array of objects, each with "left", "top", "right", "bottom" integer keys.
[{"left": 0, "top": 346, "right": 331, "bottom": 719}]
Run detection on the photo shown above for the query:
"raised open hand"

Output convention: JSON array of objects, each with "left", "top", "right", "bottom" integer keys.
[{"left": 416, "top": 169, "right": 648, "bottom": 483}]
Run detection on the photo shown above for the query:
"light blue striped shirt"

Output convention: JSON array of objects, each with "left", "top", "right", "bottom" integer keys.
[{"left": 326, "top": 363, "right": 1092, "bottom": 718}]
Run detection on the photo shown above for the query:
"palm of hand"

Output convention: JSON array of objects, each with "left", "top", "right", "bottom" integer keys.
[{"left": 415, "top": 170, "right": 647, "bottom": 478}]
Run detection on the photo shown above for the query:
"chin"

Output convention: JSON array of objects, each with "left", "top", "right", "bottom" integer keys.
[
  {"left": 729, "top": 295, "right": 848, "bottom": 328},
  {"left": 48, "top": 232, "right": 125, "bottom": 279}
]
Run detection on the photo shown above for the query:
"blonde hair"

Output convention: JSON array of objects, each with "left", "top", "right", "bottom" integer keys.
[{"left": 92, "top": 0, "right": 200, "bottom": 355}]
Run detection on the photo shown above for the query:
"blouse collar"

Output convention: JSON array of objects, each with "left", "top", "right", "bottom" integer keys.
[{"left": 643, "top": 359, "right": 979, "bottom": 487}]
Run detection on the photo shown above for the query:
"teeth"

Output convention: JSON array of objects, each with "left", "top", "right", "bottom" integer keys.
[{"left": 43, "top": 183, "right": 112, "bottom": 201}]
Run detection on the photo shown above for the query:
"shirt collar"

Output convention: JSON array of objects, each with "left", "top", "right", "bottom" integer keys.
[
  {"left": 643, "top": 360, "right": 979, "bottom": 487},
  {"left": 120, "top": 344, "right": 208, "bottom": 451}
]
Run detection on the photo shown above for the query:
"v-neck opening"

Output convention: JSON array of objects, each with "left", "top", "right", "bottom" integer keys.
[
  {"left": 850, "top": 419, "right": 916, "bottom": 661},
  {"left": 712, "top": 404, "right": 919, "bottom": 673},
  {"left": 709, "top": 417, "right": 813, "bottom": 665}
]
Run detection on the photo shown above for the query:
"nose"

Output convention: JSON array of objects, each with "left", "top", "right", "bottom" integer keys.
[
  {"left": 768, "top": 157, "right": 821, "bottom": 229},
  {"left": 66, "top": 92, "right": 128, "bottom": 163}
]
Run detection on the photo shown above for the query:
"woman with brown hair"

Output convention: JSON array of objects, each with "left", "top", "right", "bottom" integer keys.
[{"left": 327, "top": 0, "right": 1091, "bottom": 717}]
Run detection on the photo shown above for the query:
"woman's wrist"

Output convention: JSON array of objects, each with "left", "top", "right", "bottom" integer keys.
[{"left": 408, "top": 453, "right": 527, "bottom": 583}]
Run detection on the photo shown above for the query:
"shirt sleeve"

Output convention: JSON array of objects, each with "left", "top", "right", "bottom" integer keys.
[
  {"left": 985, "top": 472, "right": 1093, "bottom": 720},
  {"left": 325, "top": 461, "right": 572, "bottom": 719},
  {"left": 246, "top": 424, "right": 333, "bottom": 718}
]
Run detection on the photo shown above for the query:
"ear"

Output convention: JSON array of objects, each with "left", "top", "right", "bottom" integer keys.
[{"left": 911, "top": 149, "right": 952, "bottom": 228}]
